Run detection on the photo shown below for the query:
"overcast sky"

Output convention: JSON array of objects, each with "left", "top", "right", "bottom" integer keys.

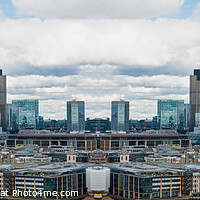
[{"left": 0, "top": 0, "right": 200, "bottom": 120}]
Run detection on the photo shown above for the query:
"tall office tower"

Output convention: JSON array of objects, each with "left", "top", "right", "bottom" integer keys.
[
  {"left": 7, "top": 104, "right": 12, "bottom": 130},
  {"left": 184, "top": 103, "right": 189, "bottom": 129},
  {"left": 157, "top": 99, "right": 184, "bottom": 130},
  {"left": 67, "top": 100, "right": 85, "bottom": 131},
  {"left": 111, "top": 100, "right": 129, "bottom": 131},
  {"left": 0, "top": 69, "right": 7, "bottom": 131},
  {"left": 189, "top": 69, "right": 200, "bottom": 131},
  {"left": 12, "top": 99, "right": 39, "bottom": 130}
]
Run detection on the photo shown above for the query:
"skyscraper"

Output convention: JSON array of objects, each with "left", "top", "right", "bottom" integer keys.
[
  {"left": 12, "top": 99, "right": 39, "bottom": 130},
  {"left": 189, "top": 69, "right": 200, "bottom": 131},
  {"left": 7, "top": 103, "right": 12, "bottom": 130},
  {"left": 0, "top": 69, "right": 7, "bottom": 131},
  {"left": 111, "top": 100, "right": 129, "bottom": 131},
  {"left": 67, "top": 100, "right": 85, "bottom": 131},
  {"left": 184, "top": 103, "right": 189, "bottom": 129},
  {"left": 157, "top": 99, "right": 184, "bottom": 130}
]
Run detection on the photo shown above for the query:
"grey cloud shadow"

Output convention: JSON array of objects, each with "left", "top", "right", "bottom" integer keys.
[
  {"left": 5, "top": 64, "right": 80, "bottom": 76},
  {"left": 116, "top": 64, "right": 192, "bottom": 77}
]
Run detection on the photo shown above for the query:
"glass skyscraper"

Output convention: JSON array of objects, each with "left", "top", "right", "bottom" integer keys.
[
  {"left": 111, "top": 100, "right": 129, "bottom": 131},
  {"left": 157, "top": 99, "right": 184, "bottom": 130},
  {"left": 12, "top": 99, "right": 39, "bottom": 130},
  {"left": 67, "top": 100, "right": 85, "bottom": 131},
  {"left": 7, "top": 104, "right": 12, "bottom": 130},
  {"left": 184, "top": 103, "right": 189, "bottom": 129}
]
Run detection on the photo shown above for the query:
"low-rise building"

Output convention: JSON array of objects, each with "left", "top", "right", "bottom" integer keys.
[
  {"left": 4, "top": 163, "right": 88, "bottom": 199},
  {"left": 107, "top": 163, "right": 192, "bottom": 199},
  {"left": 6, "top": 132, "right": 190, "bottom": 150}
]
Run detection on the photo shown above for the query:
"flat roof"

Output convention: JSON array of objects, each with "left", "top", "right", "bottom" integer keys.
[
  {"left": 8, "top": 133, "right": 188, "bottom": 138},
  {"left": 12, "top": 163, "right": 93, "bottom": 176},
  {"left": 104, "top": 163, "right": 185, "bottom": 176}
]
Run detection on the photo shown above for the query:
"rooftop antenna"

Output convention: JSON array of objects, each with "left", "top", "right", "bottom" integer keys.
[
  {"left": 72, "top": 96, "right": 76, "bottom": 101},
  {"left": 120, "top": 95, "right": 125, "bottom": 101}
]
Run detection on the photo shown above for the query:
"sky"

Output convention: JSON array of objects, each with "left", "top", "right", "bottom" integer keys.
[{"left": 0, "top": 0, "right": 200, "bottom": 120}]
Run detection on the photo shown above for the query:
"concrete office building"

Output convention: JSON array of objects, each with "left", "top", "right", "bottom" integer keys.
[
  {"left": 67, "top": 100, "right": 85, "bottom": 131},
  {"left": 4, "top": 163, "right": 87, "bottom": 199},
  {"left": 6, "top": 132, "right": 190, "bottom": 149},
  {"left": 111, "top": 100, "right": 129, "bottom": 131},
  {"left": 12, "top": 99, "right": 39, "bottom": 130},
  {"left": 157, "top": 99, "right": 184, "bottom": 130},
  {"left": 0, "top": 69, "right": 7, "bottom": 131},
  {"left": 108, "top": 163, "right": 192, "bottom": 199},
  {"left": 190, "top": 69, "right": 200, "bottom": 131}
]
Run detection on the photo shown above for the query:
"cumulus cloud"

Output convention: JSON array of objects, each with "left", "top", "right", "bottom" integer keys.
[
  {"left": 12, "top": 0, "right": 184, "bottom": 19},
  {"left": 0, "top": 7, "right": 197, "bottom": 119},
  {"left": 1, "top": 18, "right": 200, "bottom": 77}
]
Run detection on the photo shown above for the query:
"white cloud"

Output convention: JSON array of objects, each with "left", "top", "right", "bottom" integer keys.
[
  {"left": 0, "top": 13, "right": 197, "bottom": 119},
  {"left": 12, "top": 0, "right": 184, "bottom": 19},
  {"left": 0, "top": 18, "right": 200, "bottom": 76},
  {"left": 7, "top": 72, "right": 189, "bottom": 119}
]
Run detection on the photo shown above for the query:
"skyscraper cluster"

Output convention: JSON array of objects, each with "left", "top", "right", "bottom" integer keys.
[{"left": 1, "top": 68, "right": 200, "bottom": 132}]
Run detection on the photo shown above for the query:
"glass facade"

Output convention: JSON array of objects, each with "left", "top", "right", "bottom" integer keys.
[
  {"left": 111, "top": 100, "right": 129, "bottom": 131},
  {"left": 67, "top": 100, "right": 85, "bottom": 131},
  {"left": 85, "top": 117, "right": 111, "bottom": 132},
  {"left": 12, "top": 99, "right": 39, "bottom": 130},
  {"left": 184, "top": 104, "right": 189, "bottom": 129},
  {"left": 157, "top": 99, "right": 184, "bottom": 130},
  {"left": 7, "top": 103, "right": 12, "bottom": 129},
  {"left": 109, "top": 168, "right": 185, "bottom": 200}
]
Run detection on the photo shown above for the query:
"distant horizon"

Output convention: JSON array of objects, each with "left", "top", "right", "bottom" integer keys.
[{"left": 6, "top": 97, "right": 189, "bottom": 121}]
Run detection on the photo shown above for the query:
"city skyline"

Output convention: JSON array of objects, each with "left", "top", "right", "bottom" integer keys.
[{"left": 1, "top": 0, "right": 200, "bottom": 119}]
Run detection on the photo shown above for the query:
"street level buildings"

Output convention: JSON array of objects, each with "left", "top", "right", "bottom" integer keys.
[
  {"left": 111, "top": 100, "right": 129, "bottom": 131},
  {"left": 157, "top": 99, "right": 184, "bottom": 130},
  {"left": 6, "top": 132, "right": 190, "bottom": 150},
  {"left": 67, "top": 100, "right": 85, "bottom": 131},
  {"left": 108, "top": 163, "right": 192, "bottom": 199},
  {"left": 1, "top": 162, "right": 194, "bottom": 200},
  {"left": 4, "top": 163, "right": 87, "bottom": 199},
  {"left": 12, "top": 99, "right": 39, "bottom": 130},
  {"left": 0, "top": 69, "right": 7, "bottom": 131}
]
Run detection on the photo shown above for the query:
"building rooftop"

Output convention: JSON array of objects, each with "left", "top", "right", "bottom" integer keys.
[
  {"left": 105, "top": 162, "right": 185, "bottom": 177},
  {"left": 11, "top": 163, "right": 93, "bottom": 176},
  {"left": 8, "top": 132, "right": 187, "bottom": 137}
]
